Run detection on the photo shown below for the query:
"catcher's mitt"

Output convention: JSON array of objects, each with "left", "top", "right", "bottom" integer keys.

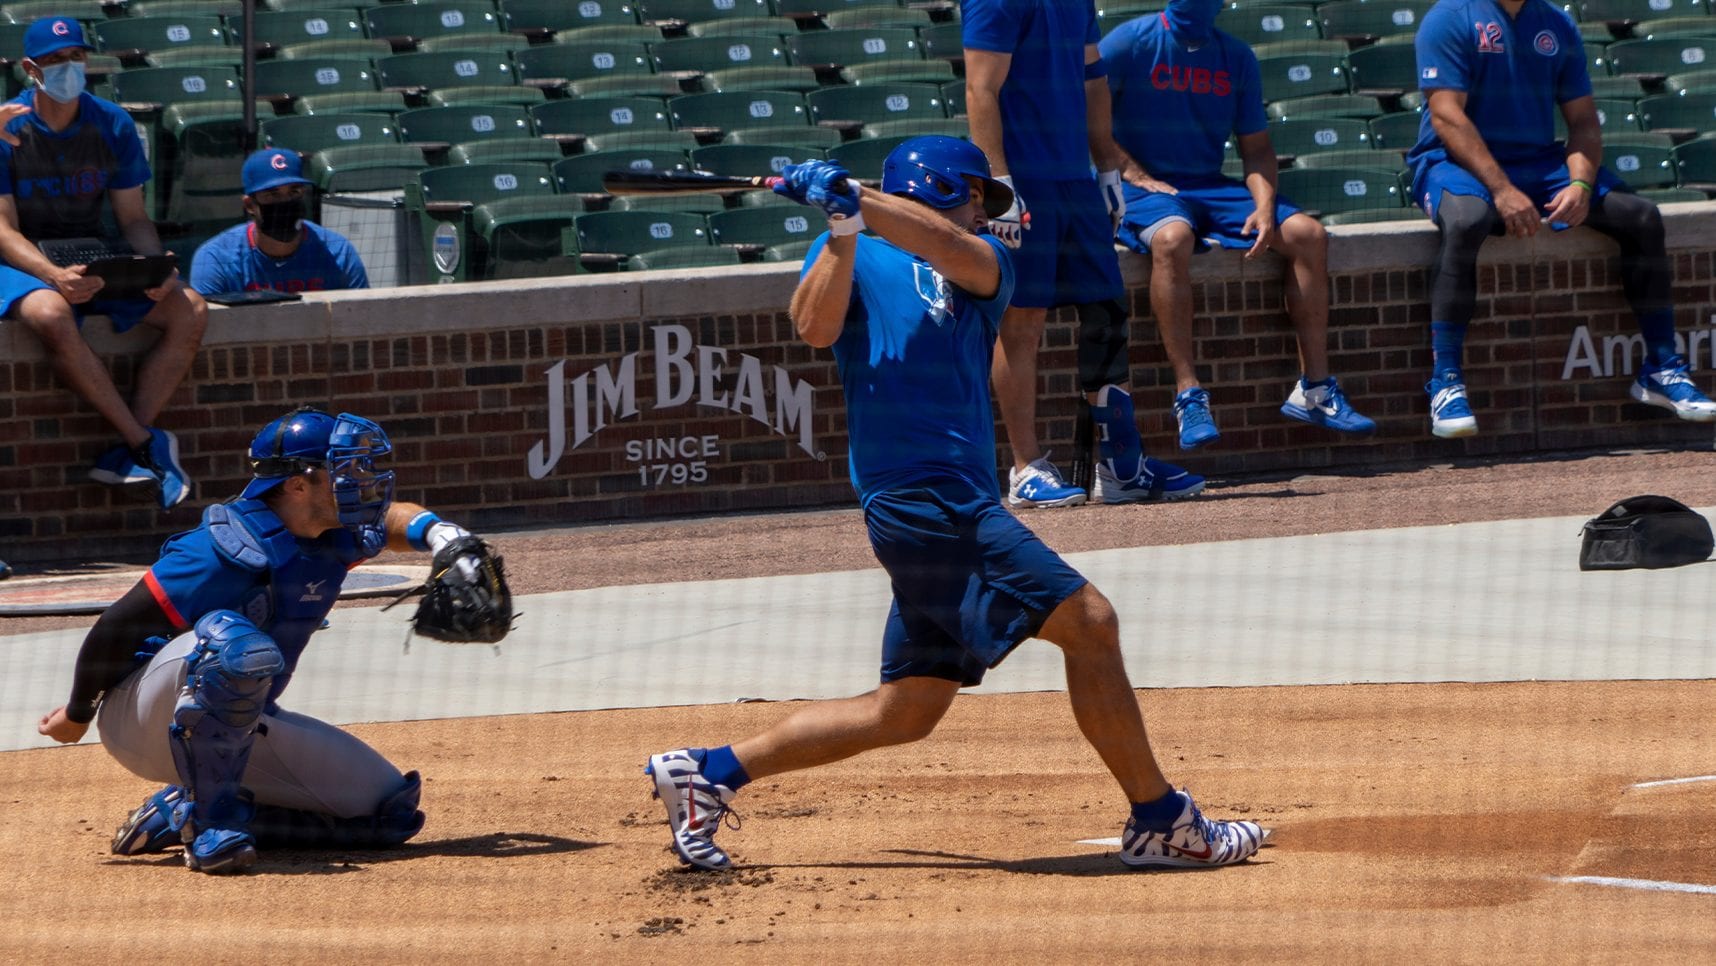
[{"left": 386, "top": 535, "right": 515, "bottom": 644}]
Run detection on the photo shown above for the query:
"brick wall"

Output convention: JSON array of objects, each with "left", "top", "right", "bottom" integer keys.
[{"left": 3, "top": 209, "right": 1714, "bottom": 563}]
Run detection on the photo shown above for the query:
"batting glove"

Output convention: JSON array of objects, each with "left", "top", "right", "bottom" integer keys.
[
  {"left": 989, "top": 175, "right": 1028, "bottom": 249},
  {"left": 774, "top": 161, "right": 850, "bottom": 209},
  {"left": 1098, "top": 169, "right": 1124, "bottom": 234},
  {"left": 806, "top": 164, "right": 860, "bottom": 220}
]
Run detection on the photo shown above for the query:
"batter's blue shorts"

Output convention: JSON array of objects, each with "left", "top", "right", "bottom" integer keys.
[
  {"left": 866, "top": 480, "right": 1088, "bottom": 687},
  {"left": 1410, "top": 153, "right": 1626, "bottom": 230},
  {"left": 1009, "top": 174, "right": 1125, "bottom": 309},
  {"left": 0, "top": 263, "right": 157, "bottom": 332},
  {"left": 1117, "top": 175, "right": 1305, "bottom": 254}
]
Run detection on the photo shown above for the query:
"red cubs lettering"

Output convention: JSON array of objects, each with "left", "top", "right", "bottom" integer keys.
[{"left": 1150, "top": 64, "right": 1232, "bottom": 96}]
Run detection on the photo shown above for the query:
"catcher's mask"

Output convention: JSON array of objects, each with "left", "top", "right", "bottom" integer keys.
[{"left": 242, "top": 407, "right": 396, "bottom": 547}]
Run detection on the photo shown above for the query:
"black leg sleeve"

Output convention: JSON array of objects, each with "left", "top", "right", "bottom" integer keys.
[
  {"left": 1075, "top": 299, "right": 1130, "bottom": 393},
  {"left": 1582, "top": 190, "right": 1672, "bottom": 322},
  {"left": 1430, "top": 191, "right": 1500, "bottom": 327}
]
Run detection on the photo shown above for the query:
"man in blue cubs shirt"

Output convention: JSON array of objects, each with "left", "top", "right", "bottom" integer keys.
[
  {"left": 38, "top": 407, "right": 498, "bottom": 874},
  {"left": 1101, "top": 0, "right": 1376, "bottom": 450},
  {"left": 643, "top": 137, "right": 1263, "bottom": 874},
  {"left": 190, "top": 148, "right": 369, "bottom": 297},
  {"left": 964, "top": 0, "right": 1201, "bottom": 509},
  {"left": 1411, "top": 0, "right": 1716, "bottom": 436},
  {"left": 0, "top": 16, "right": 206, "bottom": 509}
]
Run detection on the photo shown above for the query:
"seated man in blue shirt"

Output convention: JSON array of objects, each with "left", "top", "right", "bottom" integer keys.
[
  {"left": 190, "top": 148, "right": 369, "bottom": 297},
  {"left": 1411, "top": 0, "right": 1716, "bottom": 436}
]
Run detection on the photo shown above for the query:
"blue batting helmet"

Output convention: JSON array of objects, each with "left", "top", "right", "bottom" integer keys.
[{"left": 881, "top": 136, "right": 1014, "bottom": 219}]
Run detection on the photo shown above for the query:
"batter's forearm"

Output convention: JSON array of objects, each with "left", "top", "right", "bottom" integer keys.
[{"left": 858, "top": 187, "right": 999, "bottom": 298}]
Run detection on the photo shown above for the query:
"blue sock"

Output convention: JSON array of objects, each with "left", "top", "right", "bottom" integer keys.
[
  {"left": 698, "top": 745, "right": 751, "bottom": 792},
  {"left": 1130, "top": 788, "right": 1185, "bottom": 832},
  {"left": 1639, "top": 310, "right": 1678, "bottom": 368},
  {"left": 1090, "top": 385, "right": 1142, "bottom": 480},
  {"left": 1431, "top": 321, "right": 1466, "bottom": 376}
]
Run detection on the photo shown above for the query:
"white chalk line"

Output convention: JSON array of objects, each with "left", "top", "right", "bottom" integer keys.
[
  {"left": 1550, "top": 875, "right": 1716, "bottom": 896},
  {"left": 1631, "top": 774, "right": 1716, "bottom": 789}
]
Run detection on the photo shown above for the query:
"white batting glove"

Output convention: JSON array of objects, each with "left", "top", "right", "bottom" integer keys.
[
  {"left": 1099, "top": 169, "right": 1124, "bottom": 235},
  {"left": 989, "top": 175, "right": 1028, "bottom": 249}
]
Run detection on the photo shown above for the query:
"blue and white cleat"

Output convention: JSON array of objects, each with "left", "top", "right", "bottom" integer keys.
[
  {"left": 1119, "top": 790, "right": 1265, "bottom": 869},
  {"left": 1092, "top": 457, "right": 1205, "bottom": 503},
  {"left": 88, "top": 443, "right": 158, "bottom": 487},
  {"left": 1173, "top": 387, "right": 1221, "bottom": 450},
  {"left": 183, "top": 826, "right": 258, "bottom": 875},
  {"left": 646, "top": 749, "right": 739, "bottom": 870},
  {"left": 137, "top": 427, "right": 191, "bottom": 509},
  {"left": 1280, "top": 377, "right": 1376, "bottom": 435},
  {"left": 1425, "top": 370, "right": 1478, "bottom": 439},
  {"left": 112, "top": 785, "right": 186, "bottom": 855},
  {"left": 1631, "top": 356, "right": 1716, "bottom": 422},
  {"left": 1006, "top": 454, "right": 1087, "bottom": 509}
]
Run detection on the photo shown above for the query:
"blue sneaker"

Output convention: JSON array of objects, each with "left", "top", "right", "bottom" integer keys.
[
  {"left": 1280, "top": 377, "right": 1376, "bottom": 435},
  {"left": 1092, "top": 457, "right": 1205, "bottom": 503},
  {"left": 1006, "top": 454, "right": 1087, "bottom": 509},
  {"left": 1631, "top": 356, "right": 1716, "bottom": 422},
  {"left": 112, "top": 785, "right": 186, "bottom": 856},
  {"left": 134, "top": 427, "right": 190, "bottom": 508},
  {"left": 1425, "top": 371, "right": 1478, "bottom": 439},
  {"left": 1173, "top": 387, "right": 1220, "bottom": 450},
  {"left": 88, "top": 443, "right": 158, "bottom": 486}
]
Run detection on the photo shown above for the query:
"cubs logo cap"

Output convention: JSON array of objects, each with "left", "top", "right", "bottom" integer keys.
[
  {"left": 24, "top": 17, "right": 92, "bottom": 61},
  {"left": 242, "top": 148, "right": 312, "bottom": 195}
]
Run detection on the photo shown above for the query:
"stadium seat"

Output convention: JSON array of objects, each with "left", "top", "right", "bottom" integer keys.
[
  {"left": 701, "top": 65, "right": 822, "bottom": 92},
  {"left": 399, "top": 104, "right": 534, "bottom": 146},
  {"left": 761, "top": 239, "right": 815, "bottom": 262},
  {"left": 1671, "top": 134, "right": 1716, "bottom": 189},
  {"left": 447, "top": 139, "right": 566, "bottom": 165},
  {"left": 253, "top": 57, "right": 379, "bottom": 100},
  {"left": 501, "top": 0, "right": 644, "bottom": 38},
  {"left": 556, "top": 23, "right": 666, "bottom": 43},
  {"left": 708, "top": 204, "right": 823, "bottom": 256},
  {"left": 941, "top": 79, "right": 965, "bottom": 116},
  {"left": 620, "top": 246, "right": 745, "bottom": 271},
  {"left": 416, "top": 34, "right": 534, "bottom": 56},
  {"left": 1633, "top": 16, "right": 1716, "bottom": 40},
  {"left": 1267, "top": 116, "right": 1374, "bottom": 157},
  {"left": 552, "top": 148, "right": 690, "bottom": 193},
  {"left": 377, "top": 51, "right": 519, "bottom": 95},
  {"left": 580, "top": 129, "right": 700, "bottom": 152},
  {"left": 638, "top": 0, "right": 772, "bottom": 26},
  {"left": 276, "top": 37, "right": 392, "bottom": 61},
  {"left": 1589, "top": 74, "right": 1649, "bottom": 99},
  {"left": 1268, "top": 94, "right": 1383, "bottom": 121},
  {"left": 129, "top": 0, "right": 244, "bottom": 15},
  {"left": 1219, "top": 5, "right": 1323, "bottom": 47},
  {"left": 109, "top": 64, "right": 241, "bottom": 108},
  {"left": 823, "top": 7, "right": 931, "bottom": 30},
  {"left": 668, "top": 90, "right": 810, "bottom": 135},
  {"left": 261, "top": 111, "right": 401, "bottom": 154},
  {"left": 514, "top": 41, "right": 655, "bottom": 89},
  {"left": 574, "top": 209, "right": 712, "bottom": 256},
  {"left": 265, "top": 0, "right": 381, "bottom": 8},
  {"left": 737, "top": 187, "right": 797, "bottom": 206},
  {"left": 1368, "top": 110, "right": 1425, "bottom": 149},
  {"left": 1345, "top": 40, "right": 1420, "bottom": 95},
  {"left": 1640, "top": 91, "right": 1716, "bottom": 133},
  {"left": 806, "top": 82, "right": 946, "bottom": 129},
  {"left": 248, "top": 8, "right": 366, "bottom": 50},
  {"left": 787, "top": 28, "right": 923, "bottom": 69},
  {"left": 1249, "top": 39, "right": 1349, "bottom": 60},
  {"left": 1256, "top": 52, "right": 1351, "bottom": 103},
  {"left": 531, "top": 97, "right": 671, "bottom": 139},
  {"left": 1636, "top": 186, "right": 1709, "bottom": 202},
  {"left": 1, "top": 0, "right": 105, "bottom": 23},
  {"left": 1580, "top": 0, "right": 1709, "bottom": 23},
  {"left": 1276, "top": 165, "right": 1404, "bottom": 215},
  {"left": 365, "top": 1, "right": 503, "bottom": 45},
  {"left": 691, "top": 142, "right": 828, "bottom": 175},
  {"left": 1663, "top": 67, "right": 1716, "bottom": 95},
  {"left": 774, "top": 0, "right": 906, "bottom": 17},
  {"left": 610, "top": 192, "right": 727, "bottom": 213},
  {"left": 839, "top": 59, "right": 956, "bottom": 85},
  {"left": 682, "top": 17, "right": 785, "bottom": 38},
  {"left": 1290, "top": 147, "right": 1404, "bottom": 169},
  {"left": 919, "top": 21, "right": 963, "bottom": 61},
  {"left": 409, "top": 162, "right": 583, "bottom": 281},
  {"left": 143, "top": 46, "right": 243, "bottom": 69},
  {"left": 427, "top": 86, "right": 548, "bottom": 108},
  {"left": 568, "top": 74, "right": 688, "bottom": 98},
  {"left": 95, "top": 16, "right": 227, "bottom": 61},
  {"left": 293, "top": 90, "right": 411, "bottom": 115},
  {"left": 1552, "top": 97, "right": 1643, "bottom": 138},
  {"left": 1606, "top": 38, "right": 1716, "bottom": 78},
  {"left": 1318, "top": 0, "right": 1433, "bottom": 41},
  {"left": 1607, "top": 141, "right": 1678, "bottom": 188},
  {"left": 828, "top": 134, "right": 914, "bottom": 179},
  {"left": 861, "top": 116, "right": 966, "bottom": 139},
  {"left": 724, "top": 125, "right": 842, "bottom": 148},
  {"left": 650, "top": 34, "right": 791, "bottom": 74},
  {"left": 1321, "top": 207, "right": 1427, "bottom": 226}
]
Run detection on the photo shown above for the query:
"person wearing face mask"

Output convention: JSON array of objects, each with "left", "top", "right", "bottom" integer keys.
[
  {"left": 188, "top": 148, "right": 369, "bottom": 297},
  {"left": 1099, "top": 0, "right": 1377, "bottom": 452},
  {"left": 0, "top": 16, "right": 207, "bottom": 510}
]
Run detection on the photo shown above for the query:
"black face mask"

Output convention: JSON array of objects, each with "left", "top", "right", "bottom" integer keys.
[{"left": 253, "top": 198, "right": 305, "bottom": 243}]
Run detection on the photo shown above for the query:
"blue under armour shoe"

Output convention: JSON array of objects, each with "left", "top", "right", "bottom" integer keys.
[
  {"left": 111, "top": 785, "right": 186, "bottom": 856},
  {"left": 1092, "top": 457, "right": 1205, "bottom": 503},
  {"left": 1173, "top": 387, "right": 1220, "bottom": 450},
  {"left": 1006, "top": 454, "right": 1086, "bottom": 509},
  {"left": 1425, "top": 370, "right": 1478, "bottom": 439},
  {"left": 135, "top": 427, "right": 191, "bottom": 509},
  {"left": 88, "top": 443, "right": 158, "bottom": 487},
  {"left": 1280, "top": 377, "right": 1376, "bottom": 435},
  {"left": 1631, "top": 356, "right": 1716, "bottom": 422}
]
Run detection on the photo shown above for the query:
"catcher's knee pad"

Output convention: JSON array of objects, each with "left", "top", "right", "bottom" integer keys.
[
  {"left": 1076, "top": 300, "right": 1130, "bottom": 393},
  {"left": 252, "top": 771, "right": 426, "bottom": 850},
  {"left": 169, "top": 610, "right": 283, "bottom": 836}
]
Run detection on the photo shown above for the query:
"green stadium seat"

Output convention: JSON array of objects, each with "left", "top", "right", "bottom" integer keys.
[
  {"left": 1367, "top": 110, "right": 1424, "bottom": 149},
  {"left": 365, "top": 1, "right": 503, "bottom": 45},
  {"left": 0, "top": 0, "right": 106, "bottom": 23},
  {"left": 1589, "top": 74, "right": 1649, "bottom": 99},
  {"left": 1663, "top": 67, "right": 1716, "bottom": 94},
  {"left": 788, "top": 28, "right": 922, "bottom": 69},
  {"left": 531, "top": 96, "right": 671, "bottom": 138},
  {"left": 276, "top": 38, "right": 391, "bottom": 61},
  {"left": 556, "top": 23, "right": 666, "bottom": 43},
  {"left": 95, "top": 16, "right": 227, "bottom": 61},
  {"left": 1671, "top": 134, "right": 1716, "bottom": 188},
  {"left": 514, "top": 41, "right": 654, "bottom": 88},
  {"left": 261, "top": 111, "right": 400, "bottom": 153},
  {"left": 638, "top": 0, "right": 773, "bottom": 26},
  {"left": 1579, "top": 21, "right": 1616, "bottom": 44},
  {"left": 580, "top": 129, "right": 700, "bottom": 151},
  {"left": 708, "top": 204, "right": 822, "bottom": 255},
  {"left": 376, "top": 51, "right": 519, "bottom": 94},
  {"left": 1607, "top": 140, "right": 1678, "bottom": 187},
  {"left": 574, "top": 209, "right": 711, "bottom": 256},
  {"left": 761, "top": 239, "right": 814, "bottom": 261},
  {"left": 1317, "top": 0, "right": 1433, "bottom": 41},
  {"left": 824, "top": 7, "right": 931, "bottom": 30},
  {"left": 1345, "top": 40, "right": 1421, "bottom": 94},
  {"left": 610, "top": 192, "right": 727, "bottom": 213},
  {"left": 427, "top": 85, "right": 548, "bottom": 108},
  {"left": 828, "top": 134, "right": 913, "bottom": 179},
  {"left": 668, "top": 90, "right": 810, "bottom": 134},
  {"left": 652, "top": 34, "right": 791, "bottom": 73},
  {"left": 1552, "top": 97, "right": 1643, "bottom": 136},
  {"left": 447, "top": 139, "right": 566, "bottom": 165},
  {"left": 266, "top": 0, "right": 383, "bottom": 8},
  {"left": 682, "top": 16, "right": 784, "bottom": 37},
  {"left": 737, "top": 187, "right": 797, "bottom": 206},
  {"left": 501, "top": 0, "right": 642, "bottom": 37},
  {"left": 860, "top": 116, "right": 966, "bottom": 139},
  {"left": 293, "top": 90, "right": 411, "bottom": 115},
  {"left": 1397, "top": 90, "right": 1425, "bottom": 111},
  {"left": 839, "top": 59, "right": 955, "bottom": 85},
  {"left": 410, "top": 162, "right": 583, "bottom": 280},
  {"left": 109, "top": 65, "right": 241, "bottom": 107},
  {"left": 1635, "top": 186, "right": 1709, "bottom": 202},
  {"left": 253, "top": 57, "right": 379, "bottom": 100},
  {"left": 919, "top": 21, "right": 963, "bottom": 61},
  {"left": 1275, "top": 165, "right": 1404, "bottom": 215},
  {"left": 1321, "top": 207, "right": 1427, "bottom": 226},
  {"left": 691, "top": 142, "right": 827, "bottom": 175},
  {"left": 1606, "top": 38, "right": 1716, "bottom": 78},
  {"left": 399, "top": 105, "right": 534, "bottom": 148},
  {"left": 1256, "top": 52, "right": 1351, "bottom": 103},
  {"left": 774, "top": 0, "right": 907, "bottom": 17},
  {"left": 1218, "top": 5, "right": 1322, "bottom": 47},
  {"left": 1633, "top": 16, "right": 1716, "bottom": 41},
  {"left": 620, "top": 246, "right": 745, "bottom": 271},
  {"left": 806, "top": 82, "right": 946, "bottom": 127},
  {"left": 249, "top": 8, "right": 367, "bottom": 50},
  {"left": 1268, "top": 93, "right": 1383, "bottom": 120},
  {"left": 129, "top": 0, "right": 245, "bottom": 16},
  {"left": 143, "top": 46, "right": 243, "bottom": 69},
  {"left": 1639, "top": 91, "right": 1716, "bottom": 133},
  {"left": 568, "top": 73, "right": 688, "bottom": 97},
  {"left": 1249, "top": 39, "right": 1349, "bottom": 59},
  {"left": 701, "top": 65, "right": 821, "bottom": 92},
  {"left": 941, "top": 79, "right": 965, "bottom": 116},
  {"left": 1267, "top": 116, "right": 1374, "bottom": 156},
  {"left": 723, "top": 124, "right": 842, "bottom": 147},
  {"left": 552, "top": 148, "right": 689, "bottom": 193},
  {"left": 1290, "top": 147, "right": 1405, "bottom": 169},
  {"left": 1581, "top": 0, "right": 1708, "bottom": 23},
  {"left": 1585, "top": 41, "right": 1615, "bottom": 78},
  {"left": 416, "top": 34, "right": 534, "bottom": 56}
]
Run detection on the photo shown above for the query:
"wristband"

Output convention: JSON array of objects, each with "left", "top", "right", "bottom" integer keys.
[
  {"left": 405, "top": 510, "right": 440, "bottom": 551},
  {"left": 1571, "top": 179, "right": 1594, "bottom": 194},
  {"left": 829, "top": 211, "right": 865, "bottom": 236},
  {"left": 1083, "top": 58, "right": 1108, "bottom": 81}
]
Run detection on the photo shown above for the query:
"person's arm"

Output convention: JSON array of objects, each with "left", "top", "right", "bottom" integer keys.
[
  {"left": 1426, "top": 89, "right": 1538, "bottom": 237},
  {"left": 38, "top": 580, "right": 179, "bottom": 742},
  {"left": 791, "top": 234, "right": 856, "bottom": 349},
  {"left": 1544, "top": 95, "right": 1601, "bottom": 228},
  {"left": 0, "top": 194, "right": 103, "bottom": 301},
  {"left": 860, "top": 186, "right": 999, "bottom": 297},
  {"left": 110, "top": 185, "right": 165, "bottom": 256},
  {"left": 386, "top": 501, "right": 485, "bottom": 555},
  {"left": 1235, "top": 130, "right": 1281, "bottom": 259}
]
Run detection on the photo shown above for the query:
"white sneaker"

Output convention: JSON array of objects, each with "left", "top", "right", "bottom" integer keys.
[
  {"left": 1091, "top": 458, "right": 1205, "bottom": 503},
  {"left": 1119, "top": 791, "right": 1265, "bottom": 869},
  {"left": 646, "top": 749, "right": 738, "bottom": 870},
  {"left": 1632, "top": 357, "right": 1716, "bottom": 422},
  {"left": 1006, "top": 453, "right": 1086, "bottom": 509}
]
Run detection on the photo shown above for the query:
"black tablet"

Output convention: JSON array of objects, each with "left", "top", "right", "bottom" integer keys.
[
  {"left": 84, "top": 255, "right": 179, "bottom": 300},
  {"left": 204, "top": 289, "right": 304, "bottom": 306}
]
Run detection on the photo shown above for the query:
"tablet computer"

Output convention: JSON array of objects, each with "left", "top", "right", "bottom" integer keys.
[
  {"left": 82, "top": 255, "right": 179, "bottom": 300},
  {"left": 204, "top": 289, "right": 303, "bottom": 306}
]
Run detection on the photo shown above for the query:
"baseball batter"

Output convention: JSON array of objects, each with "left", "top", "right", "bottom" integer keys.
[
  {"left": 36, "top": 407, "right": 496, "bottom": 873},
  {"left": 645, "top": 138, "right": 1264, "bottom": 872}
]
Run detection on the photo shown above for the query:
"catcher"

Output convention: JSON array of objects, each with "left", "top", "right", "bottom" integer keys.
[{"left": 36, "top": 406, "right": 513, "bottom": 874}]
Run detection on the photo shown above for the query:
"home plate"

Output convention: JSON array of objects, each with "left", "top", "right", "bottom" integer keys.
[{"left": 0, "top": 564, "right": 430, "bottom": 616}]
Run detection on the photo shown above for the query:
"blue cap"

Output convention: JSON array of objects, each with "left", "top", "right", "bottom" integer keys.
[
  {"left": 242, "top": 148, "right": 312, "bottom": 196},
  {"left": 24, "top": 17, "right": 92, "bottom": 61}
]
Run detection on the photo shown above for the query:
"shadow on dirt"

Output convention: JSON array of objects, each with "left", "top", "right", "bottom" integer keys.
[
  {"left": 105, "top": 831, "right": 601, "bottom": 876},
  {"left": 757, "top": 847, "right": 1270, "bottom": 878}
]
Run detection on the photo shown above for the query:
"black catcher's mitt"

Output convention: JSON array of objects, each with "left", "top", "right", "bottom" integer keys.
[{"left": 390, "top": 535, "right": 515, "bottom": 644}]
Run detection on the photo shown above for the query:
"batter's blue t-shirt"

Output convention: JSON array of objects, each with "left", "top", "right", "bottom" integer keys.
[
  {"left": 1100, "top": 13, "right": 1268, "bottom": 181},
  {"left": 961, "top": 0, "right": 1102, "bottom": 181},
  {"left": 801, "top": 231, "right": 1015, "bottom": 505},
  {"left": 1408, "top": 0, "right": 1591, "bottom": 169},
  {"left": 0, "top": 90, "right": 150, "bottom": 239},
  {"left": 190, "top": 221, "right": 370, "bottom": 295}
]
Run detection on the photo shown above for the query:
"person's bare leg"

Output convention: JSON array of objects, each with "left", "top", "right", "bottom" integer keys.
[
  {"left": 1036, "top": 582, "right": 1172, "bottom": 803},
  {"left": 992, "top": 304, "right": 1049, "bottom": 470},
  {"left": 1148, "top": 222, "right": 1200, "bottom": 394},
  {"left": 13, "top": 290, "right": 149, "bottom": 447},
  {"left": 131, "top": 288, "right": 208, "bottom": 427},
  {"left": 731, "top": 676, "right": 961, "bottom": 781},
  {"left": 1277, "top": 213, "right": 1330, "bottom": 383}
]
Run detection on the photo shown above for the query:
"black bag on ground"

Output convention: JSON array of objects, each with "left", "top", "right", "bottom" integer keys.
[{"left": 1579, "top": 495, "right": 1714, "bottom": 571}]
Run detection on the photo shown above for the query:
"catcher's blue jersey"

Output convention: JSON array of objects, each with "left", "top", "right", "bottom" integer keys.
[{"left": 802, "top": 232, "right": 1014, "bottom": 506}]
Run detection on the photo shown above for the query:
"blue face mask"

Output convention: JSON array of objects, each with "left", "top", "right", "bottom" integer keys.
[
  {"left": 38, "top": 60, "right": 86, "bottom": 103},
  {"left": 1165, "top": 0, "right": 1223, "bottom": 48}
]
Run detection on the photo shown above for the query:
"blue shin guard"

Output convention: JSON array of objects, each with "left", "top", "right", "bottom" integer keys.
[
  {"left": 168, "top": 610, "right": 284, "bottom": 874},
  {"left": 1090, "top": 385, "right": 1144, "bottom": 480},
  {"left": 252, "top": 771, "right": 426, "bottom": 850}
]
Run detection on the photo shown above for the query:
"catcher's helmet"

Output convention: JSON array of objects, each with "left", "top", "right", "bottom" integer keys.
[
  {"left": 241, "top": 407, "right": 395, "bottom": 544},
  {"left": 881, "top": 136, "right": 1013, "bottom": 219}
]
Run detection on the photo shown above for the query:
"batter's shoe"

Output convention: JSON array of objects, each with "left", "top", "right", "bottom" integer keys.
[
  {"left": 1173, "top": 387, "right": 1221, "bottom": 450},
  {"left": 1120, "top": 791, "right": 1265, "bottom": 869},
  {"left": 1007, "top": 454, "right": 1087, "bottom": 509},
  {"left": 112, "top": 785, "right": 186, "bottom": 855},
  {"left": 1425, "top": 371, "right": 1478, "bottom": 439},
  {"left": 646, "top": 748, "right": 738, "bottom": 870},
  {"left": 1280, "top": 377, "right": 1376, "bottom": 435},
  {"left": 1092, "top": 457, "right": 1205, "bottom": 503},
  {"left": 1632, "top": 356, "right": 1716, "bottom": 422}
]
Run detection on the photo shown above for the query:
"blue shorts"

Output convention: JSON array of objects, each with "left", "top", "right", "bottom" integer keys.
[
  {"left": 866, "top": 480, "right": 1087, "bottom": 687},
  {"left": 1117, "top": 175, "right": 1304, "bottom": 254},
  {"left": 0, "top": 264, "right": 156, "bottom": 333},
  {"left": 1410, "top": 154, "right": 1625, "bottom": 229},
  {"left": 1009, "top": 175, "right": 1124, "bottom": 309}
]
